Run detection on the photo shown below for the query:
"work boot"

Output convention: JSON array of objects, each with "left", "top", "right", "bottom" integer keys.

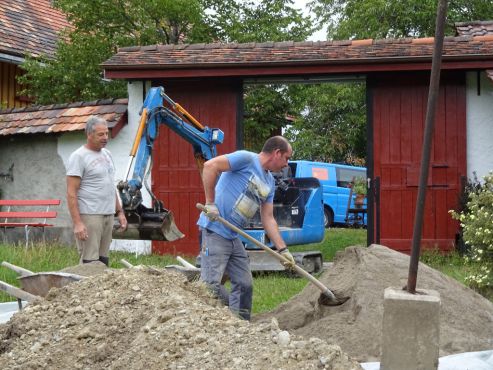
[
  {"left": 99, "top": 256, "right": 109, "bottom": 266},
  {"left": 82, "top": 259, "right": 95, "bottom": 264}
]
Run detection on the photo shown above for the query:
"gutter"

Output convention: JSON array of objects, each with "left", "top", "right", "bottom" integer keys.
[{"left": 0, "top": 52, "right": 25, "bottom": 65}]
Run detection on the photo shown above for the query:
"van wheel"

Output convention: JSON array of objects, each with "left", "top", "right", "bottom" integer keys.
[{"left": 324, "top": 207, "right": 334, "bottom": 228}]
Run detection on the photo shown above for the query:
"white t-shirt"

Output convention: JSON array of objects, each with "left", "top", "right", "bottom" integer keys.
[{"left": 66, "top": 146, "right": 116, "bottom": 215}]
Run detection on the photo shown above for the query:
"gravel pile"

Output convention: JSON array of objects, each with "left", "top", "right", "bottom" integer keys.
[{"left": 0, "top": 266, "right": 361, "bottom": 369}]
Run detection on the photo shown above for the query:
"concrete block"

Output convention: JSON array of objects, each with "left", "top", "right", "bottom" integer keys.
[{"left": 381, "top": 287, "right": 440, "bottom": 370}]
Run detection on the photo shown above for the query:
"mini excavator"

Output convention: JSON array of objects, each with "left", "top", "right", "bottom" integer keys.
[{"left": 114, "top": 86, "right": 325, "bottom": 273}]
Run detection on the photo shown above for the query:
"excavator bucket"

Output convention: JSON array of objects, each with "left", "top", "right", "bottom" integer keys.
[{"left": 113, "top": 205, "right": 184, "bottom": 241}]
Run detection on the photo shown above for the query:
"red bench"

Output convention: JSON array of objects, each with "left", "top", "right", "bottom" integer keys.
[{"left": 0, "top": 199, "right": 60, "bottom": 246}]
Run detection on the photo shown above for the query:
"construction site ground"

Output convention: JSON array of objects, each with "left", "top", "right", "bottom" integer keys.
[{"left": 0, "top": 244, "right": 492, "bottom": 369}]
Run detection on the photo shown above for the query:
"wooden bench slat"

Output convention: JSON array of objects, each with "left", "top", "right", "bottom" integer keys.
[
  {"left": 0, "top": 223, "right": 53, "bottom": 227},
  {"left": 0, "top": 199, "right": 61, "bottom": 206},
  {"left": 0, "top": 211, "right": 57, "bottom": 218}
]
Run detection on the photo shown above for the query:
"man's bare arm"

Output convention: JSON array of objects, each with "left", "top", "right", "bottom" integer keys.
[
  {"left": 201, "top": 155, "right": 231, "bottom": 204},
  {"left": 260, "top": 202, "right": 287, "bottom": 250},
  {"left": 67, "top": 176, "right": 87, "bottom": 240}
]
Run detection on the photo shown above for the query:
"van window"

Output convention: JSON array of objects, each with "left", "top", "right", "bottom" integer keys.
[
  {"left": 288, "top": 162, "right": 297, "bottom": 176},
  {"left": 336, "top": 167, "right": 366, "bottom": 188},
  {"left": 311, "top": 167, "right": 329, "bottom": 180}
]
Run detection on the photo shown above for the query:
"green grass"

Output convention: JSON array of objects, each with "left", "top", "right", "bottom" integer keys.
[
  {"left": 1, "top": 229, "right": 490, "bottom": 312},
  {"left": 290, "top": 227, "right": 367, "bottom": 261}
]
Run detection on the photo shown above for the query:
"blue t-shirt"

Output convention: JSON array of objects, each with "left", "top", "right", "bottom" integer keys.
[{"left": 197, "top": 150, "right": 275, "bottom": 239}]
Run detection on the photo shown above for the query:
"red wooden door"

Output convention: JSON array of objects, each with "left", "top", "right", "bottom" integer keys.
[
  {"left": 370, "top": 72, "right": 466, "bottom": 252},
  {"left": 151, "top": 80, "right": 240, "bottom": 255}
]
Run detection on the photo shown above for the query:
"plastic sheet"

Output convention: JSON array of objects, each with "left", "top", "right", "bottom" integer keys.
[{"left": 361, "top": 350, "right": 493, "bottom": 370}]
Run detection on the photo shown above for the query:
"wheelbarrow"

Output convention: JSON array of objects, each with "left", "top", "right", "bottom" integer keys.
[{"left": 0, "top": 261, "right": 84, "bottom": 305}]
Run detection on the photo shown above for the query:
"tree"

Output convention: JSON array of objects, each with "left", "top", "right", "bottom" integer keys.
[
  {"left": 20, "top": 0, "right": 211, "bottom": 104},
  {"left": 284, "top": 83, "right": 366, "bottom": 164},
  {"left": 20, "top": 0, "right": 314, "bottom": 108},
  {"left": 310, "top": 0, "right": 493, "bottom": 40},
  {"left": 205, "top": 0, "right": 314, "bottom": 43}
]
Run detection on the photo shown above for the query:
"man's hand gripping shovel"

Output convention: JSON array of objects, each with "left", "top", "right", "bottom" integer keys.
[{"left": 197, "top": 203, "right": 348, "bottom": 306}]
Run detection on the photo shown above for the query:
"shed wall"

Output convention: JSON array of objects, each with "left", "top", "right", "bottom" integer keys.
[
  {"left": 0, "top": 61, "right": 28, "bottom": 109},
  {"left": 369, "top": 71, "right": 466, "bottom": 252},
  {"left": 466, "top": 71, "right": 493, "bottom": 180}
]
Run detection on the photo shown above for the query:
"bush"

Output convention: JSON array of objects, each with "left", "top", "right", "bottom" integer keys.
[{"left": 450, "top": 172, "right": 493, "bottom": 292}]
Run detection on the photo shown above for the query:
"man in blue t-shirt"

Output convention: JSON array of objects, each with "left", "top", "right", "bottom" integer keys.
[{"left": 197, "top": 136, "right": 296, "bottom": 320}]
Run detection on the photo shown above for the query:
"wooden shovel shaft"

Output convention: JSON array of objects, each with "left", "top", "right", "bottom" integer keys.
[
  {"left": 0, "top": 280, "right": 38, "bottom": 302},
  {"left": 196, "top": 203, "right": 334, "bottom": 297},
  {"left": 1, "top": 261, "right": 34, "bottom": 276}
]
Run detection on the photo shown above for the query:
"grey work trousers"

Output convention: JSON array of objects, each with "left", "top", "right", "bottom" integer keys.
[{"left": 200, "top": 228, "right": 253, "bottom": 320}]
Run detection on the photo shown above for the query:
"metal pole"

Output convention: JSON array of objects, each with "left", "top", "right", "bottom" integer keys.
[{"left": 407, "top": 0, "right": 448, "bottom": 294}]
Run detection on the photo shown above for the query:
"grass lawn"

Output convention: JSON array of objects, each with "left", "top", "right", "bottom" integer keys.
[{"left": 1, "top": 228, "right": 489, "bottom": 312}]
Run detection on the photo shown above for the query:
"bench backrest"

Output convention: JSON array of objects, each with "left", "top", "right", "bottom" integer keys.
[
  {"left": 0, "top": 200, "right": 61, "bottom": 207},
  {"left": 0, "top": 200, "right": 60, "bottom": 219}
]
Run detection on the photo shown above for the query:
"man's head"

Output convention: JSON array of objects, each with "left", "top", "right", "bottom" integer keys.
[
  {"left": 85, "top": 116, "right": 109, "bottom": 151},
  {"left": 260, "top": 136, "right": 292, "bottom": 172}
]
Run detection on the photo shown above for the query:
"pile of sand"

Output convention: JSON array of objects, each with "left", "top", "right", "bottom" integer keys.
[
  {"left": 0, "top": 265, "right": 361, "bottom": 369},
  {"left": 254, "top": 244, "right": 493, "bottom": 362}
]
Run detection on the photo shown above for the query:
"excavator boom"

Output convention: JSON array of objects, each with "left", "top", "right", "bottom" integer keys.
[{"left": 113, "top": 87, "right": 224, "bottom": 241}]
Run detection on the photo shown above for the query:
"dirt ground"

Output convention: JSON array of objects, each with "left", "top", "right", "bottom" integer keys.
[
  {"left": 1, "top": 244, "right": 492, "bottom": 368},
  {"left": 254, "top": 244, "right": 493, "bottom": 362},
  {"left": 0, "top": 264, "right": 361, "bottom": 370}
]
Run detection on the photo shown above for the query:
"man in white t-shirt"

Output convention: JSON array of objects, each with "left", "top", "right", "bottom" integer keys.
[{"left": 66, "top": 116, "right": 127, "bottom": 266}]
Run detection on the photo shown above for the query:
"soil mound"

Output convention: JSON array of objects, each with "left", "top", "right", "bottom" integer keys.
[
  {"left": 0, "top": 266, "right": 361, "bottom": 369},
  {"left": 254, "top": 244, "right": 493, "bottom": 362}
]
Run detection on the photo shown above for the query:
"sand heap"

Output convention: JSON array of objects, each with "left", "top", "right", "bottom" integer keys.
[
  {"left": 0, "top": 266, "right": 361, "bottom": 370},
  {"left": 255, "top": 244, "right": 493, "bottom": 363}
]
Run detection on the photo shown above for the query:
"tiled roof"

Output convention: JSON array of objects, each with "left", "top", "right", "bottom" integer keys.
[
  {"left": 455, "top": 21, "right": 493, "bottom": 37},
  {"left": 0, "top": 99, "right": 128, "bottom": 136},
  {"left": 102, "top": 36, "right": 493, "bottom": 71},
  {"left": 0, "top": 0, "right": 71, "bottom": 60}
]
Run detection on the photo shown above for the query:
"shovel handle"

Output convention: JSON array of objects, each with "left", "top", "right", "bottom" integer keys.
[
  {"left": 1, "top": 261, "right": 34, "bottom": 276},
  {"left": 196, "top": 203, "right": 333, "bottom": 296}
]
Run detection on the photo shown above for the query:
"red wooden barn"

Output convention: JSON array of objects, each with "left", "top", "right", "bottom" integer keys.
[{"left": 102, "top": 32, "right": 493, "bottom": 255}]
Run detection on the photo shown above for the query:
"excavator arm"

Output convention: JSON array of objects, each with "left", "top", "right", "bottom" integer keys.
[{"left": 114, "top": 87, "right": 224, "bottom": 241}]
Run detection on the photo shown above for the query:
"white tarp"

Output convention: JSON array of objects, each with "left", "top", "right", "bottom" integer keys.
[
  {"left": 0, "top": 301, "right": 26, "bottom": 324},
  {"left": 361, "top": 350, "right": 493, "bottom": 370}
]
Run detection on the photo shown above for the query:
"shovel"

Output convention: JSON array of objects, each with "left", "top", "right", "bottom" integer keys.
[{"left": 196, "top": 203, "right": 347, "bottom": 306}]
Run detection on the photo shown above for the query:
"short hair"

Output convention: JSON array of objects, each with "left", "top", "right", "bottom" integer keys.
[
  {"left": 85, "top": 116, "right": 108, "bottom": 135},
  {"left": 261, "top": 136, "right": 290, "bottom": 154}
]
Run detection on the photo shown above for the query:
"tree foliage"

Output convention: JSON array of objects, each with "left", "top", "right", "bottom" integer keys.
[
  {"left": 310, "top": 0, "right": 493, "bottom": 40},
  {"left": 19, "top": 0, "right": 313, "bottom": 105},
  {"left": 284, "top": 83, "right": 366, "bottom": 164},
  {"left": 19, "top": 0, "right": 212, "bottom": 104},
  {"left": 205, "top": 0, "right": 314, "bottom": 43}
]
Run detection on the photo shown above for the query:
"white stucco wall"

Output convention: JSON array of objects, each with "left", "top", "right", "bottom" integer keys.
[{"left": 466, "top": 71, "right": 493, "bottom": 180}]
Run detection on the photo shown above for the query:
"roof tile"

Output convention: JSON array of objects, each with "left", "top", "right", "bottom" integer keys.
[
  {"left": 0, "top": 0, "right": 71, "bottom": 59},
  {"left": 102, "top": 36, "right": 493, "bottom": 72},
  {"left": 0, "top": 99, "right": 127, "bottom": 137},
  {"left": 455, "top": 21, "right": 493, "bottom": 37}
]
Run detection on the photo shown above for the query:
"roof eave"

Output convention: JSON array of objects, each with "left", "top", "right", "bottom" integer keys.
[
  {"left": 102, "top": 55, "right": 493, "bottom": 80},
  {"left": 0, "top": 51, "right": 26, "bottom": 65}
]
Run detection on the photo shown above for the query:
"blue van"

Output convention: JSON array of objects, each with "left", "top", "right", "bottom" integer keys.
[{"left": 288, "top": 161, "right": 367, "bottom": 227}]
